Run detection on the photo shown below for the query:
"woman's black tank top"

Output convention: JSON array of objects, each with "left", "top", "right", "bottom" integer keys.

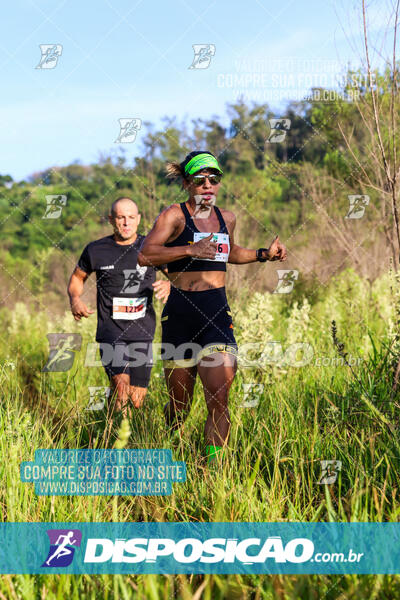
[{"left": 165, "top": 202, "right": 229, "bottom": 273}]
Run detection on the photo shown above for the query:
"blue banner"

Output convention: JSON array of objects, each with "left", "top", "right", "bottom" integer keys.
[{"left": 0, "top": 522, "right": 399, "bottom": 574}]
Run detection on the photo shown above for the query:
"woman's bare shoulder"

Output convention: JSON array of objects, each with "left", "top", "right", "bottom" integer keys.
[
  {"left": 156, "top": 203, "right": 184, "bottom": 223},
  {"left": 219, "top": 208, "right": 236, "bottom": 224}
]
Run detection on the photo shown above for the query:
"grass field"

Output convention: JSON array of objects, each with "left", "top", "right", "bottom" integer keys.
[{"left": 1, "top": 267, "right": 400, "bottom": 598}]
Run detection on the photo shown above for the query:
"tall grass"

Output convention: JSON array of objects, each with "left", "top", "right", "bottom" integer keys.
[{"left": 1, "top": 267, "right": 400, "bottom": 598}]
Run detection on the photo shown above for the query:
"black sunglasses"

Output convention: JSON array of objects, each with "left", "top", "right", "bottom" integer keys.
[{"left": 191, "top": 173, "right": 222, "bottom": 186}]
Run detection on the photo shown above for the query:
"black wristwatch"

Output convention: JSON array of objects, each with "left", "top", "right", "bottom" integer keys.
[{"left": 256, "top": 248, "right": 269, "bottom": 262}]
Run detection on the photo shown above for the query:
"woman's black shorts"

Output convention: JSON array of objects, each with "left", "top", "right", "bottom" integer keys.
[{"left": 161, "top": 286, "right": 238, "bottom": 368}]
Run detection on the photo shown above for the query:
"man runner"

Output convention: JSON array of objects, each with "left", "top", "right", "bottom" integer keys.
[{"left": 68, "top": 197, "right": 170, "bottom": 416}]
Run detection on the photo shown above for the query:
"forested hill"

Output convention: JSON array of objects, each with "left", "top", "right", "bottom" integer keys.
[{"left": 0, "top": 71, "right": 397, "bottom": 311}]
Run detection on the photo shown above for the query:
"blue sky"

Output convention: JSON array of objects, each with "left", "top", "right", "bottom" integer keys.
[{"left": 0, "top": 0, "right": 392, "bottom": 180}]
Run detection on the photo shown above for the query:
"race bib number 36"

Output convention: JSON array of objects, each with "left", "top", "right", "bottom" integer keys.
[
  {"left": 112, "top": 297, "right": 147, "bottom": 320},
  {"left": 193, "top": 232, "right": 230, "bottom": 262}
]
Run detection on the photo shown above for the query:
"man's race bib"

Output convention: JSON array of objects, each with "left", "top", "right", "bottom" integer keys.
[
  {"left": 112, "top": 297, "right": 147, "bottom": 320},
  {"left": 193, "top": 232, "right": 230, "bottom": 262}
]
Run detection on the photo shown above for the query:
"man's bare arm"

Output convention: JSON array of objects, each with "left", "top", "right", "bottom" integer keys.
[{"left": 67, "top": 267, "right": 94, "bottom": 321}]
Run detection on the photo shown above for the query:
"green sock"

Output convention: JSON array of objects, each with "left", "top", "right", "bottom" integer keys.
[{"left": 206, "top": 445, "right": 223, "bottom": 463}]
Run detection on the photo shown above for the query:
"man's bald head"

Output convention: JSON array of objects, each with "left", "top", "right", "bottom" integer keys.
[
  {"left": 110, "top": 197, "right": 139, "bottom": 217},
  {"left": 109, "top": 197, "right": 141, "bottom": 243}
]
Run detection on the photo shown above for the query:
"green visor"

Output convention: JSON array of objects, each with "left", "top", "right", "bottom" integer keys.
[{"left": 184, "top": 153, "right": 223, "bottom": 176}]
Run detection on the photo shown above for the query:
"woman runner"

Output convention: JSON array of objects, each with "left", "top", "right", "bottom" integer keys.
[{"left": 139, "top": 151, "right": 287, "bottom": 462}]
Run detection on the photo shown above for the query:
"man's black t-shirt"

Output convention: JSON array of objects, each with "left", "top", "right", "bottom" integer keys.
[{"left": 77, "top": 234, "right": 156, "bottom": 343}]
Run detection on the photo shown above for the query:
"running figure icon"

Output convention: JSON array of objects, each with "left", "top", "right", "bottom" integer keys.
[{"left": 45, "top": 531, "right": 77, "bottom": 566}]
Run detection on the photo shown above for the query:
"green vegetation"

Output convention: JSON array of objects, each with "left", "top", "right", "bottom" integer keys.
[
  {"left": 1, "top": 70, "right": 400, "bottom": 597},
  {"left": 0, "top": 267, "right": 400, "bottom": 597},
  {"left": 2, "top": 71, "right": 397, "bottom": 308}
]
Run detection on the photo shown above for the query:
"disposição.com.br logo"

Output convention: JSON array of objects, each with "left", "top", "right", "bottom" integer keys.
[{"left": 41, "top": 529, "right": 82, "bottom": 567}]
